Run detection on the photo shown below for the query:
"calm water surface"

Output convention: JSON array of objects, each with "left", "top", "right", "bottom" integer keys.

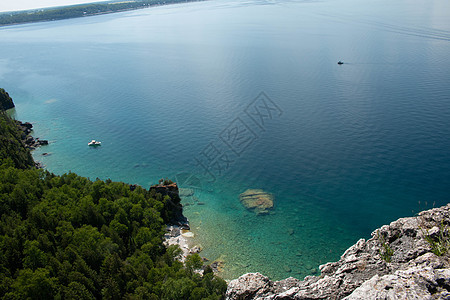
[{"left": 1, "top": 0, "right": 450, "bottom": 280}]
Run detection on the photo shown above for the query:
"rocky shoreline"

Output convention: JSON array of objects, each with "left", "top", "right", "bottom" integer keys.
[
  {"left": 1, "top": 90, "right": 48, "bottom": 153},
  {"left": 164, "top": 225, "right": 197, "bottom": 261},
  {"left": 162, "top": 184, "right": 227, "bottom": 274},
  {"left": 16, "top": 120, "right": 48, "bottom": 150},
  {"left": 10, "top": 115, "right": 449, "bottom": 298},
  {"left": 226, "top": 204, "right": 450, "bottom": 299}
]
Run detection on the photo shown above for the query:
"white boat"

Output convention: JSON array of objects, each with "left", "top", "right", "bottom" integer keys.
[{"left": 88, "top": 140, "right": 101, "bottom": 146}]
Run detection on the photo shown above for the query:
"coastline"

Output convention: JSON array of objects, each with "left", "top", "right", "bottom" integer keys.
[
  {"left": 0, "top": 0, "right": 204, "bottom": 28},
  {"left": 164, "top": 224, "right": 226, "bottom": 276},
  {"left": 14, "top": 113, "right": 208, "bottom": 274},
  {"left": 3, "top": 0, "right": 449, "bottom": 293},
  {"left": 164, "top": 225, "right": 198, "bottom": 261},
  {"left": 13, "top": 109, "right": 206, "bottom": 270},
  {"left": 8, "top": 109, "right": 450, "bottom": 298},
  {"left": 226, "top": 204, "right": 450, "bottom": 299},
  {"left": 164, "top": 225, "right": 191, "bottom": 260},
  {"left": 0, "top": 6, "right": 148, "bottom": 28},
  {"left": 9, "top": 112, "right": 450, "bottom": 298},
  {"left": 0, "top": 108, "right": 230, "bottom": 298}
]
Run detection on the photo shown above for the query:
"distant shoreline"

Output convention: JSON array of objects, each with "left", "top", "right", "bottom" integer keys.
[{"left": 0, "top": 0, "right": 204, "bottom": 27}]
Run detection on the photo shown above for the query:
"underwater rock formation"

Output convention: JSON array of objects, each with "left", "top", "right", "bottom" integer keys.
[{"left": 239, "top": 189, "right": 274, "bottom": 215}]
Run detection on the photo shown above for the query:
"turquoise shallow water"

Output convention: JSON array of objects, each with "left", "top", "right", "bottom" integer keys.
[{"left": 2, "top": 0, "right": 450, "bottom": 280}]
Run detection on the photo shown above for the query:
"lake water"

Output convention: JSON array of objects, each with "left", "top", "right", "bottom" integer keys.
[{"left": 1, "top": 0, "right": 450, "bottom": 280}]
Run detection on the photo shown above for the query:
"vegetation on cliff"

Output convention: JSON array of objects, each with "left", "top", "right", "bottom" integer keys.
[
  {"left": 0, "top": 112, "right": 34, "bottom": 169},
  {"left": 0, "top": 93, "right": 227, "bottom": 299},
  {"left": 0, "top": 89, "right": 14, "bottom": 111}
]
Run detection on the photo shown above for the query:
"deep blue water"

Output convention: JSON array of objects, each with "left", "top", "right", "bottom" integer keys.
[{"left": 1, "top": 0, "right": 450, "bottom": 280}]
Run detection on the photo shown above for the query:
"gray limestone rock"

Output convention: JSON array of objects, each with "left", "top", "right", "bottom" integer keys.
[{"left": 226, "top": 204, "right": 450, "bottom": 300}]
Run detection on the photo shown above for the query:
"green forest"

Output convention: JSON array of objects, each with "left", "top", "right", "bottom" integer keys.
[{"left": 0, "top": 105, "right": 226, "bottom": 298}]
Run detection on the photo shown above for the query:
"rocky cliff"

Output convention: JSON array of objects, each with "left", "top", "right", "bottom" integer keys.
[
  {"left": 0, "top": 88, "right": 15, "bottom": 110},
  {"left": 150, "top": 181, "right": 189, "bottom": 227},
  {"left": 226, "top": 204, "right": 450, "bottom": 299}
]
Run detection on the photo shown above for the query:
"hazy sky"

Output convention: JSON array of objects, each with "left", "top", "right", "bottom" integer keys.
[{"left": 0, "top": 0, "right": 103, "bottom": 12}]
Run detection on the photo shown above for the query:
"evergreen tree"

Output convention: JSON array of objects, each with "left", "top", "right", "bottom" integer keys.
[{"left": 0, "top": 104, "right": 228, "bottom": 299}]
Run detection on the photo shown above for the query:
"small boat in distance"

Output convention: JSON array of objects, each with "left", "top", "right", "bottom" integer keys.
[
  {"left": 88, "top": 140, "right": 101, "bottom": 146},
  {"left": 337, "top": 61, "right": 344, "bottom": 65}
]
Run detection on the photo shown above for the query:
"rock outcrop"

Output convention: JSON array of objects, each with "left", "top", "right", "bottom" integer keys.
[
  {"left": 164, "top": 225, "right": 194, "bottom": 262},
  {"left": 150, "top": 181, "right": 189, "bottom": 228},
  {"left": 150, "top": 181, "right": 180, "bottom": 199},
  {"left": 16, "top": 120, "right": 49, "bottom": 150},
  {"left": 0, "top": 89, "right": 48, "bottom": 152},
  {"left": 239, "top": 189, "right": 274, "bottom": 215},
  {"left": 226, "top": 204, "right": 450, "bottom": 299},
  {"left": 0, "top": 88, "right": 15, "bottom": 110},
  {"left": 180, "top": 188, "right": 195, "bottom": 198}
]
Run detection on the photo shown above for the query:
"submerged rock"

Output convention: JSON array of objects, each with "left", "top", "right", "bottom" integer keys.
[
  {"left": 190, "top": 245, "right": 203, "bottom": 254},
  {"left": 226, "top": 204, "right": 450, "bottom": 299},
  {"left": 181, "top": 231, "right": 195, "bottom": 238},
  {"left": 179, "top": 188, "right": 195, "bottom": 197},
  {"left": 283, "top": 265, "right": 292, "bottom": 273},
  {"left": 239, "top": 189, "right": 274, "bottom": 215},
  {"left": 210, "top": 258, "right": 226, "bottom": 274},
  {"left": 36, "top": 138, "right": 48, "bottom": 145}
]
